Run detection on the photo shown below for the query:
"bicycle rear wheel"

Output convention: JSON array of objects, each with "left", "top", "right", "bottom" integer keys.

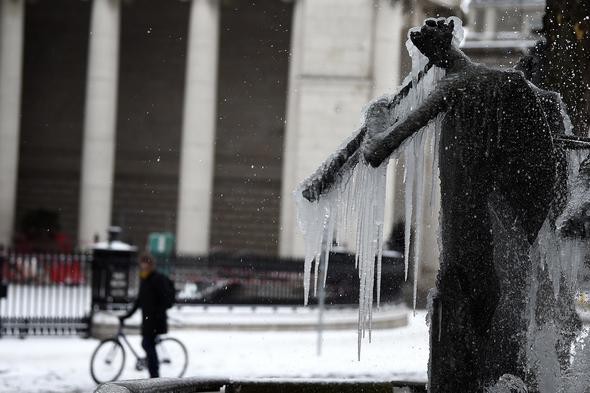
[
  {"left": 156, "top": 337, "right": 188, "bottom": 378},
  {"left": 90, "top": 338, "right": 126, "bottom": 384}
]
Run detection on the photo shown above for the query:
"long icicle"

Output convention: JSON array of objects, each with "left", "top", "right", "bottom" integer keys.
[
  {"left": 413, "top": 130, "right": 429, "bottom": 314},
  {"left": 404, "top": 143, "right": 416, "bottom": 282}
]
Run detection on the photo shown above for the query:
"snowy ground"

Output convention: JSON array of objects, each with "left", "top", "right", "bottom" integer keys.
[{"left": 0, "top": 311, "right": 429, "bottom": 393}]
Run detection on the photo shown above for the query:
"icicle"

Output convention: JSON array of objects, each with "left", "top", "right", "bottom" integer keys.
[
  {"left": 375, "top": 163, "right": 386, "bottom": 308},
  {"left": 532, "top": 145, "right": 590, "bottom": 300},
  {"left": 430, "top": 125, "right": 441, "bottom": 210},
  {"left": 412, "top": 131, "right": 428, "bottom": 314},
  {"left": 313, "top": 254, "right": 319, "bottom": 297},
  {"left": 295, "top": 161, "right": 388, "bottom": 344},
  {"left": 404, "top": 145, "right": 415, "bottom": 282}
]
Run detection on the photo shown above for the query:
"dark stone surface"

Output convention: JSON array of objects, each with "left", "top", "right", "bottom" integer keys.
[
  {"left": 430, "top": 64, "right": 557, "bottom": 392},
  {"left": 95, "top": 377, "right": 228, "bottom": 393},
  {"left": 95, "top": 378, "right": 426, "bottom": 393},
  {"left": 369, "top": 20, "right": 585, "bottom": 393}
]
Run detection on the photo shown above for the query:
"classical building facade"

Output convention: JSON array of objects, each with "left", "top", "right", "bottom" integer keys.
[
  {"left": 464, "top": 0, "right": 544, "bottom": 65},
  {"left": 6, "top": 0, "right": 523, "bottom": 262}
]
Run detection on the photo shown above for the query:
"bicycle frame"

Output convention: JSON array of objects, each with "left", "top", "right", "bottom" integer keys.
[
  {"left": 116, "top": 328, "right": 143, "bottom": 361},
  {"left": 115, "top": 323, "right": 167, "bottom": 364},
  {"left": 117, "top": 332, "right": 142, "bottom": 360}
]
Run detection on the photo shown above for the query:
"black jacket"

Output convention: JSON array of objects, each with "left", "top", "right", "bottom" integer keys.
[{"left": 123, "top": 271, "right": 169, "bottom": 336}]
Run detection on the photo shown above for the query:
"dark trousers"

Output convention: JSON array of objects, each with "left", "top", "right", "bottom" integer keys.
[{"left": 141, "top": 335, "right": 159, "bottom": 378}]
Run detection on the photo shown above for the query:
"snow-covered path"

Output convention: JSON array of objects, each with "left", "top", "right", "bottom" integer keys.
[{"left": 0, "top": 311, "right": 428, "bottom": 393}]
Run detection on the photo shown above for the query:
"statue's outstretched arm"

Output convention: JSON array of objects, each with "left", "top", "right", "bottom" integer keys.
[
  {"left": 301, "top": 127, "right": 367, "bottom": 202},
  {"left": 362, "top": 82, "right": 453, "bottom": 167},
  {"left": 300, "top": 65, "right": 437, "bottom": 202}
]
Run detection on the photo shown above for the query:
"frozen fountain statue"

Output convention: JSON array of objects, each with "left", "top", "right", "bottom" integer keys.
[{"left": 295, "top": 17, "right": 590, "bottom": 393}]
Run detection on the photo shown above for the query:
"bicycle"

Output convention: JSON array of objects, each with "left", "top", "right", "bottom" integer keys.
[{"left": 90, "top": 320, "right": 189, "bottom": 384}]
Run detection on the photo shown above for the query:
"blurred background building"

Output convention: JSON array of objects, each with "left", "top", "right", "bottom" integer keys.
[
  {"left": 463, "top": 0, "right": 544, "bottom": 65},
  {"left": 0, "top": 0, "right": 542, "bottom": 272}
]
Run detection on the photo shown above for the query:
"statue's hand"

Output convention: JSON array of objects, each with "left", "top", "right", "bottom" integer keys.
[
  {"left": 362, "top": 98, "right": 392, "bottom": 168},
  {"left": 301, "top": 178, "right": 322, "bottom": 202},
  {"left": 362, "top": 132, "right": 390, "bottom": 168},
  {"left": 365, "top": 98, "right": 390, "bottom": 137}
]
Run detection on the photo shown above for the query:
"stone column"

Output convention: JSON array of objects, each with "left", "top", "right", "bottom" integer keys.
[
  {"left": 371, "top": 0, "right": 403, "bottom": 241},
  {"left": 279, "top": 0, "right": 376, "bottom": 257},
  {"left": 278, "top": 0, "right": 305, "bottom": 258},
  {"left": 0, "top": 0, "right": 25, "bottom": 246},
  {"left": 484, "top": 7, "right": 497, "bottom": 39},
  {"left": 78, "top": 0, "right": 121, "bottom": 247},
  {"left": 175, "top": 0, "right": 220, "bottom": 255}
]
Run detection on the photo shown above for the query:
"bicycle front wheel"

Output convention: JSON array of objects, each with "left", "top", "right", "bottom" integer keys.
[
  {"left": 157, "top": 337, "right": 188, "bottom": 378},
  {"left": 90, "top": 338, "right": 126, "bottom": 384}
]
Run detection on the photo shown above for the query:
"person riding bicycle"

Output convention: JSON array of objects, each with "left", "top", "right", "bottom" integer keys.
[{"left": 119, "top": 253, "right": 175, "bottom": 378}]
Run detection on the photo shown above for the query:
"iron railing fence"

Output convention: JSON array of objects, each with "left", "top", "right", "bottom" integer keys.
[
  {"left": 0, "top": 248, "right": 406, "bottom": 336},
  {"left": 157, "top": 251, "right": 405, "bottom": 306},
  {"left": 0, "top": 250, "right": 92, "bottom": 337}
]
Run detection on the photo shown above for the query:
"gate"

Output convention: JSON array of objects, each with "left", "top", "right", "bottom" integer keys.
[{"left": 0, "top": 250, "right": 92, "bottom": 337}]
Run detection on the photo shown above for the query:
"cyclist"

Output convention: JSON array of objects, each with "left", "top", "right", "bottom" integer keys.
[{"left": 119, "top": 253, "right": 174, "bottom": 378}]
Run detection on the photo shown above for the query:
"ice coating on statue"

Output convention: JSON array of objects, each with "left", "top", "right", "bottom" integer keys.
[{"left": 294, "top": 17, "right": 464, "bottom": 357}]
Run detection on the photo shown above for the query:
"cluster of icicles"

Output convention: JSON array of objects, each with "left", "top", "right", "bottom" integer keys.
[
  {"left": 535, "top": 148, "right": 590, "bottom": 299},
  {"left": 295, "top": 17, "right": 462, "bottom": 358},
  {"left": 524, "top": 127, "right": 590, "bottom": 393}
]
